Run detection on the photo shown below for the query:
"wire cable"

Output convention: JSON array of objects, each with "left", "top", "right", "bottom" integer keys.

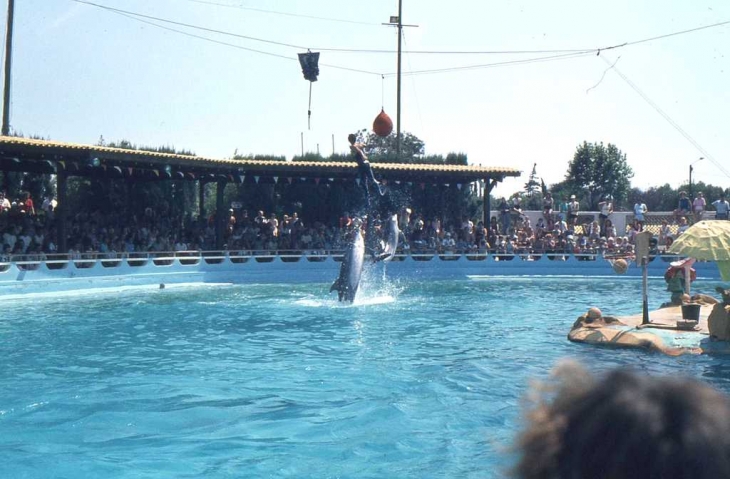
[
  {"left": 384, "top": 50, "right": 596, "bottom": 77},
  {"left": 611, "top": 19, "right": 730, "bottom": 50},
  {"left": 73, "top": 1, "right": 730, "bottom": 56},
  {"left": 402, "top": 30, "right": 426, "bottom": 137},
  {"left": 105, "top": 8, "right": 383, "bottom": 76},
  {"left": 586, "top": 56, "right": 621, "bottom": 93},
  {"left": 73, "top": 0, "right": 312, "bottom": 51},
  {"left": 179, "top": 0, "right": 382, "bottom": 26},
  {"left": 600, "top": 55, "right": 730, "bottom": 180},
  {"left": 71, "top": 0, "right": 729, "bottom": 82}
]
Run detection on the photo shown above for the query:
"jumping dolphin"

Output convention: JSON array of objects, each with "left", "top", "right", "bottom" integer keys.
[
  {"left": 379, "top": 213, "right": 399, "bottom": 262},
  {"left": 330, "top": 226, "right": 366, "bottom": 303}
]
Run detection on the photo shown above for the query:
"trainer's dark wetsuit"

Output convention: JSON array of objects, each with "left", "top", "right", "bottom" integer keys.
[{"left": 350, "top": 143, "right": 384, "bottom": 205}]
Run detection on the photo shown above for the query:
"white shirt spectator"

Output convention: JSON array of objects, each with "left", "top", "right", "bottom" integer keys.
[{"left": 713, "top": 197, "right": 730, "bottom": 219}]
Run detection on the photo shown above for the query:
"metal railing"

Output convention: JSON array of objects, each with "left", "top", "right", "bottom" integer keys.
[{"left": 0, "top": 249, "right": 687, "bottom": 273}]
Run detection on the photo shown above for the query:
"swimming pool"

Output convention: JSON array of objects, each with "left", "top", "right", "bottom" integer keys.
[{"left": 2, "top": 276, "right": 729, "bottom": 478}]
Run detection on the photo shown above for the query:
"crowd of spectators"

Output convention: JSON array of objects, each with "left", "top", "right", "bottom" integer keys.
[{"left": 1, "top": 189, "right": 729, "bottom": 265}]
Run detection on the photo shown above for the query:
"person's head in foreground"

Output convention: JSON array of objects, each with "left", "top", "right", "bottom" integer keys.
[{"left": 513, "top": 361, "right": 730, "bottom": 479}]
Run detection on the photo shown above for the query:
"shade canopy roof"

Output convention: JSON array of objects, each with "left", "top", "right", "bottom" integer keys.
[{"left": 0, "top": 136, "right": 521, "bottom": 185}]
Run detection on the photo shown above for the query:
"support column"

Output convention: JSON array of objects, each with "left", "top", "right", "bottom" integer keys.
[
  {"left": 215, "top": 179, "right": 225, "bottom": 250},
  {"left": 56, "top": 170, "right": 68, "bottom": 254},
  {"left": 483, "top": 177, "right": 498, "bottom": 226},
  {"left": 198, "top": 180, "right": 206, "bottom": 221}
]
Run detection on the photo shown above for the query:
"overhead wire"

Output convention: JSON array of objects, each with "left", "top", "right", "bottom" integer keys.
[
  {"left": 73, "top": 0, "right": 588, "bottom": 55},
  {"left": 599, "top": 54, "right": 730, "bottom": 180},
  {"left": 71, "top": 0, "right": 729, "bottom": 80},
  {"left": 384, "top": 50, "right": 596, "bottom": 77},
  {"left": 76, "top": 2, "right": 383, "bottom": 76},
  {"left": 402, "top": 30, "right": 426, "bottom": 136},
  {"left": 178, "top": 0, "right": 382, "bottom": 26},
  {"left": 603, "top": 19, "right": 730, "bottom": 51},
  {"left": 73, "top": 0, "right": 597, "bottom": 78},
  {"left": 173, "top": 0, "right": 730, "bottom": 56},
  {"left": 65, "top": 0, "right": 729, "bottom": 179},
  {"left": 73, "top": 0, "right": 730, "bottom": 57},
  {"left": 72, "top": 0, "right": 313, "bottom": 51}
]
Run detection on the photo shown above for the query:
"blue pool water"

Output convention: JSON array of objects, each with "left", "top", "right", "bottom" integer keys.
[{"left": 2, "top": 276, "right": 730, "bottom": 478}]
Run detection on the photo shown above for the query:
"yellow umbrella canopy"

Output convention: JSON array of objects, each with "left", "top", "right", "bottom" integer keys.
[{"left": 669, "top": 220, "right": 730, "bottom": 280}]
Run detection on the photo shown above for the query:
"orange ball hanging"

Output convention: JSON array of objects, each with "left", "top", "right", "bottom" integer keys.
[{"left": 373, "top": 108, "right": 393, "bottom": 137}]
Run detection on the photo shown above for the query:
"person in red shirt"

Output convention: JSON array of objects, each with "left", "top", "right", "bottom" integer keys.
[{"left": 23, "top": 193, "right": 35, "bottom": 216}]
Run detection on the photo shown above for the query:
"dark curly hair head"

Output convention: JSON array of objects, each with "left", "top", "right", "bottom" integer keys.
[{"left": 513, "top": 361, "right": 730, "bottom": 479}]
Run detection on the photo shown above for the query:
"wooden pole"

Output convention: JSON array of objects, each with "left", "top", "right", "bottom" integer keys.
[
  {"left": 642, "top": 256, "right": 649, "bottom": 325},
  {"left": 2, "top": 0, "right": 15, "bottom": 136},
  {"left": 396, "top": 0, "right": 402, "bottom": 159}
]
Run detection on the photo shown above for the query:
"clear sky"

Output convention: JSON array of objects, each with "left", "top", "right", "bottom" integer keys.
[{"left": 7, "top": 0, "right": 730, "bottom": 196}]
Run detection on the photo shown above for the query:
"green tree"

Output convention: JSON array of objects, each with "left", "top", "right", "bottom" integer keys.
[
  {"left": 566, "top": 142, "right": 633, "bottom": 210},
  {"left": 523, "top": 163, "right": 542, "bottom": 210},
  {"left": 639, "top": 184, "right": 679, "bottom": 212},
  {"left": 357, "top": 129, "right": 426, "bottom": 164}
]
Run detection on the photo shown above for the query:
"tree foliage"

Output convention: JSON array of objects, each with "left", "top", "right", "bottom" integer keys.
[
  {"left": 634, "top": 182, "right": 728, "bottom": 213},
  {"left": 357, "top": 129, "right": 426, "bottom": 164},
  {"left": 522, "top": 163, "right": 542, "bottom": 210},
  {"left": 566, "top": 142, "right": 633, "bottom": 210}
]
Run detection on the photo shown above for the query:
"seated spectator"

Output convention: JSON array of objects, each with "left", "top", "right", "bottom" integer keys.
[
  {"left": 1, "top": 243, "right": 11, "bottom": 261},
  {"left": 498, "top": 198, "right": 511, "bottom": 234},
  {"left": 627, "top": 220, "right": 641, "bottom": 244},
  {"left": 693, "top": 191, "right": 706, "bottom": 223},
  {"left": 558, "top": 196, "right": 569, "bottom": 223},
  {"left": 512, "top": 361, "right": 730, "bottom": 479},
  {"left": 633, "top": 197, "right": 647, "bottom": 228},
  {"left": 677, "top": 216, "right": 689, "bottom": 236},
  {"left": 674, "top": 191, "right": 691, "bottom": 221},
  {"left": 587, "top": 220, "right": 600, "bottom": 241},
  {"left": 597, "top": 194, "right": 613, "bottom": 235},
  {"left": 534, "top": 217, "right": 546, "bottom": 235},
  {"left": 21, "top": 192, "right": 35, "bottom": 216},
  {"left": 542, "top": 192, "right": 554, "bottom": 228},
  {"left": 567, "top": 195, "right": 579, "bottom": 226},
  {"left": 555, "top": 217, "right": 568, "bottom": 235},
  {"left": 658, "top": 219, "right": 671, "bottom": 246},
  {"left": 603, "top": 219, "right": 617, "bottom": 239},
  {"left": 0, "top": 191, "right": 10, "bottom": 213},
  {"left": 605, "top": 236, "right": 616, "bottom": 252}
]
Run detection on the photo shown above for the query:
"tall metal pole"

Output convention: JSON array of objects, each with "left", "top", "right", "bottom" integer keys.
[
  {"left": 689, "top": 157, "right": 704, "bottom": 200},
  {"left": 641, "top": 255, "right": 649, "bottom": 324},
  {"left": 2, "top": 0, "right": 15, "bottom": 136},
  {"left": 396, "top": 0, "right": 402, "bottom": 159}
]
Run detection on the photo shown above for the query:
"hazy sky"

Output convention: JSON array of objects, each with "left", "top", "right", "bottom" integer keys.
[{"left": 7, "top": 0, "right": 730, "bottom": 196}]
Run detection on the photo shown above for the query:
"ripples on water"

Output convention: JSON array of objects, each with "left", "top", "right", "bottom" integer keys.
[{"left": 1, "top": 278, "right": 728, "bottom": 478}]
